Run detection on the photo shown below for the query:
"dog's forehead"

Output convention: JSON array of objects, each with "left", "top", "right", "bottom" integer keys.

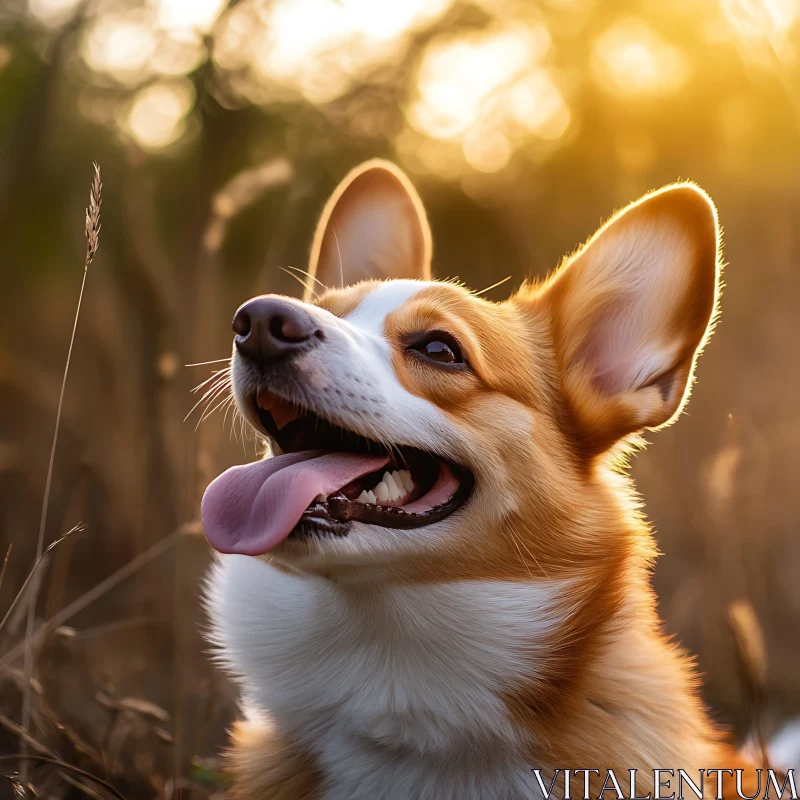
[
  {"left": 320, "top": 279, "right": 436, "bottom": 333},
  {"left": 345, "top": 280, "right": 433, "bottom": 330}
]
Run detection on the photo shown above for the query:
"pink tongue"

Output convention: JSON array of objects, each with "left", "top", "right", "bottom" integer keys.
[{"left": 201, "top": 451, "right": 389, "bottom": 555}]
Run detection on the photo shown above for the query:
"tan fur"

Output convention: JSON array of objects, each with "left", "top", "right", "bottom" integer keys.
[
  {"left": 226, "top": 718, "right": 321, "bottom": 799},
  {"left": 542, "top": 184, "right": 720, "bottom": 453},
  {"left": 220, "top": 163, "right": 760, "bottom": 798}
]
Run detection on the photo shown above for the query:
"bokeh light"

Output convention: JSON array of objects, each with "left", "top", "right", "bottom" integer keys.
[
  {"left": 463, "top": 128, "right": 513, "bottom": 173},
  {"left": 406, "top": 22, "right": 569, "bottom": 174},
  {"left": 592, "top": 19, "right": 689, "bottom": 96},
  {"left": 83, "top": 13, "right": 158, "bottom": 85},
  {"left": 721, "top": 0, "right": 798, "bottom": 38},
  {"left": 121, "top": 80, "right": 195, "bottom": 150},
  {"left": 409, "top": 24, "right": 551, "bottom": 139},
  {"left": 243, "top": 0, "right": 454, "bottom": 104},
  {"left": 21, "top": 0, "right": 800, "bottom": 172},
  {"left": 27, "top": 0, "right": 82, "bottom": 28},
  {"left": 154, "top": 0, "right": 227, "bottom": 34}
]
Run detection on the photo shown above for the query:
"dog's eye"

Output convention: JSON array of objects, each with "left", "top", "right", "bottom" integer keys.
[
  {"left": 409, "top": 332, "right": 465, "bottom": 366},
  {"left": 422, "top": 340, "right": 456, "bottom": 363}
]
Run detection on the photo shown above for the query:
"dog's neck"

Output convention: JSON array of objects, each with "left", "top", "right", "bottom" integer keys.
[{"left": 208, "top": 548, "right": 723, "bottom": 795}]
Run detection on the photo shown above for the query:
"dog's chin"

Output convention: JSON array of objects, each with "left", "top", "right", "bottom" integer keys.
[{"left": 262, "top": 515, "right": 460, "bottom": 575}]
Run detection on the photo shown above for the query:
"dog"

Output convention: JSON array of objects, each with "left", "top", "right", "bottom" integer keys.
[{"left": 202, "top": 160, "right": 763, "bottom": 799}]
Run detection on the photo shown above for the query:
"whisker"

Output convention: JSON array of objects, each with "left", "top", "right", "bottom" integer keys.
[
  {"left": 184, "top": 377, "right": 231, "bottom": 422},
  {"left": 239, "top": 416, "right": 247, "bottom": 452},
  {"left": 333, "top": 227, "right": 344, "bottom": 288},
  {"left": 286, "top": 265, "right": 327, "bottom": 291},
  {"left": 279, "top": 266, "right": 317, "bottom": 299},
  {"left": 234, "top": 402, "right": 247, "bottom": 444},
  {"left": 195, "top": 392, "right": 233, "bottom": 431},
  {"left": 184, "top": 387, "right": 226, "bottom": 424},
  {"left": 199, "top": 372, "right": 230, "bottom": 395},
  {"left": 194, "top": 385, "right": 232, "bottom": 425},
  {"left": 473, "top": 275, "right": 512, "bottom": 297},
  {"left": 226, "top": 399, "right": 243, "bottom": 442},
  {"left": 191, "top": 366, "right": 231, "bottom": 394},
  {"left": 185, "top": 357, "right": 231, "bottom": 367},
  {"left": 222, "top": 395, "right": 237, "bottom": 428},
  {"left": 199, "top": 380, "right": 231, "bottom": 409}
]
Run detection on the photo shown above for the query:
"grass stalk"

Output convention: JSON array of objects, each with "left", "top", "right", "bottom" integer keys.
[
  {"left": 0, "top": 523, "right": 85, "bottom": 634},
  {"left": 20, "top": 163, "right": 102, "bottom": 774},
  {"left": 2, "top": 526, "right": 186, "bottom": 666}
]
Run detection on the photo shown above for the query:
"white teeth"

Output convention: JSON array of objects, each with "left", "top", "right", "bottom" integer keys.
[
  {"left": 357, "top": 489, "right": 377, "bottom": 505},
  {"left": 383, "top": 471, "right": 401, "bottom": 501},
  {"left": 355, "top": 470, "right": 415, "bottom": 507},
  {"left": 400, "top": 470, "right": 414, "bottom": 493},
  {"left": 383, "top": 469, "right": 415, "bottom": 501}
]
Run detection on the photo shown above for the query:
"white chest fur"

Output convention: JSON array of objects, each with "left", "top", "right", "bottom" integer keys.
[{"left": 206, "top": 556, "right": 564, "bottom": 799}]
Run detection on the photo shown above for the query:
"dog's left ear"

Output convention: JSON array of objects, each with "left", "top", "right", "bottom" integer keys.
[
  {"left": 540, "top": 183, "right": 721, "bottom": 453},
  {"left": 305, "top": 160, "right": 432, "bottom": 300}
]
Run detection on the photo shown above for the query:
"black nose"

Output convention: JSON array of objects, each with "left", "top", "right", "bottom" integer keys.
[{"left": 232, "top": 296, "right": 321, "bottom": 366}]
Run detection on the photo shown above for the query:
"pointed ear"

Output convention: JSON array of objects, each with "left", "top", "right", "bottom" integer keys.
[
  {"left": 305, "top": 160, "right": 432, "bottom": 301},
  {"left": 541, "top": 183, "right": 721, "bottom": 453}
]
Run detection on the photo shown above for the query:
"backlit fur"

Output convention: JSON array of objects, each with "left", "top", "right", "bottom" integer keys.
[{"left": 206, "top": 161, "right": 761, "bottom": 799}]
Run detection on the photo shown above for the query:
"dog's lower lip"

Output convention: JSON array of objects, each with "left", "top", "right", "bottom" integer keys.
[{"left": 298, "top": 462, "right": 473, "bottom": 533}]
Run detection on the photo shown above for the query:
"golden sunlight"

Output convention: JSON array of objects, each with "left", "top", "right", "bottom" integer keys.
[
  {"left": 248, "top": 0, "right": 454, "bottom": 103},
  {"left": 721, "top": 0, "right": 799, "bottom": 38},
  {"left": 409, "top": 25, "right": 551, "bottom": 139},
  {"left": 592, "top": 19, "right": 689, "bottom": 96},
  {"left": 405, "top": 23, "right": 568, "bottom": 175}
]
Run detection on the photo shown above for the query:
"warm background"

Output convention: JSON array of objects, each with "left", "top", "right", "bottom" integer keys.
[{"left": 1, "top": 0, "right": 799, "bottom": 796}]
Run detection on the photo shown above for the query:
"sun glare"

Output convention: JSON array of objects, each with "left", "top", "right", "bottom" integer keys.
[
  {"left": 62, "top": 0, "right": 799, "bottom": 171},
  {"left": 245, "top": 0, "right": 454, "bottom": 104}
]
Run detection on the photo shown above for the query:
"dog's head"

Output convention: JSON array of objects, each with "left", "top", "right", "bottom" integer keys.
[{"left": 202, "top": 160, "right": 720, "bottom": 579}]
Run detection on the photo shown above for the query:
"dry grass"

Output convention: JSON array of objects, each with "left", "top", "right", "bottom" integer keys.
[
  {"left": 21, "top": 164, "right": 102, "bottom": 782},
  {"left": 0, "top": 157, "right": 280, "bottom": 798}
]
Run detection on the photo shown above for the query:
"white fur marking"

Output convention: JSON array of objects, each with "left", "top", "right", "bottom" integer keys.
[
  {"left": 207, "top": 556, "right": 565, "bottom": 798},
  {"left": 344, "top": 279, "right": 432, "bottom": 332}
]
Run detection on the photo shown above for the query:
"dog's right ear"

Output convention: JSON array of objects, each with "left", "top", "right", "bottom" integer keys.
[{"left": 305, "top": 160, "right": 432, "bottom": 300}]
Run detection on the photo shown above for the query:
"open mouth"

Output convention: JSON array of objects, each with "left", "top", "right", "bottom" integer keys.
[{"left": 200, "top": 388, "right": 473, "bottom": 555}]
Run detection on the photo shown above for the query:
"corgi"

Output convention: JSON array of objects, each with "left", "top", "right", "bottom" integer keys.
[{"left": 202, "top": 160, "right": 763, "bottom": 799}]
